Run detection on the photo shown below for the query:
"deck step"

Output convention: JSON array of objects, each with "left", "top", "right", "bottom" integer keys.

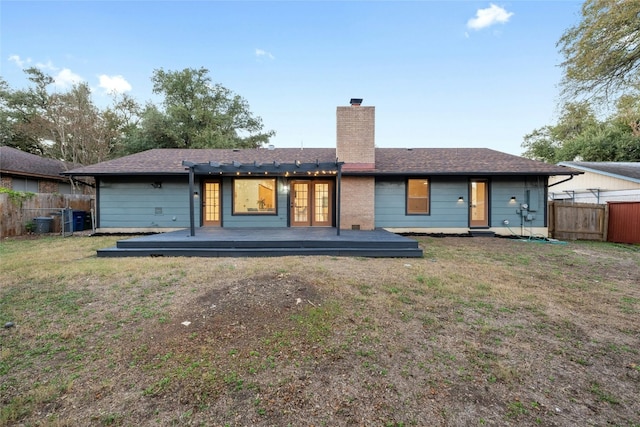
[
  {"left": 96, "top": 227, "right": 423, "bottom": 258},
  {"left": 469, "top": 230, "right": 496, "bottom": 238},
  {"left": 117, "top": 239, "right": 419, "bottom": 250},
  {"left": 97, "top": 247, "right": 424, "bottom": 258}
]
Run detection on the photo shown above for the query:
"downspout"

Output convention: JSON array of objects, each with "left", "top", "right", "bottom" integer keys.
[
  {"left": 182, "top": 161, "right": 196, "bottom": 237},
  {"left": 545, "top": 173, "right": 576, "bottom": 236},
  {"left": 547, "top": 174, "right": 576, "bottom": 201},
  {"left": 70, "top": 177, "right": 96, "bottom": 188},
  {"left": 547, "top": 174, "right": 576, "bottom": 188},
  {"left": 188, "top": 166, "right": 195, "bottom": 237},
  {"left": 336, "top": 161, "right": 342, "bottom": 236}
]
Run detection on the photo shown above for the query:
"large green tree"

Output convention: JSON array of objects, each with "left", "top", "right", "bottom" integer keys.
[
  {"left": 0, "top": 68, "right": 53, "bottom": 155},
  {"left": 614, "top": 90, "right": 640, "bottom": 136},
  {"left": 123, "top": 68, "right": 274, "bottom": 153},
  {"left": 0, "top": 68, "right": 138, "bottom": 165},
  {"left": 558, "top": 0, "right": 640, "bottom": 100},
  {"left": 45, "top": 82, "right": 129, "bottom": 165},
  {"left": 524, "top": 0, "right": 640, "bottom": 162},
  {"left": 1, "top": 66, "right": 273, "bottom": 162},
  {"left": 522, "top": 100, "right": 640, "bottom": 162}
]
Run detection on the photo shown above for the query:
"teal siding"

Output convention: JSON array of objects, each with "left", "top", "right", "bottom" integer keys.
[
  {"left": 98, "top": 175, "right": 548, "bottom": 231},
  {"left": 375, "top": 176, "right": 548, "bottom": 229},
  {"left": 99, "top": 177, "right": 196, "bottom": 228},
  {"left": 375, "top": 177, "right": 467, "bottom": 228},
  {"left": 491, "top": 176, "right": 547, "bottom": 228},
  {"left": 99, "top": 177, "right": 289, "bottom": 229}
]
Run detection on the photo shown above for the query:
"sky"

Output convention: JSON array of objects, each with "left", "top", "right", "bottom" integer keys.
[{"left": 1, "top": 1, "right": 584, "bottom": 156}]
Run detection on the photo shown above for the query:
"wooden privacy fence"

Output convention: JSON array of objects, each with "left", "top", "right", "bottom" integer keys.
[
  {"left": 548, "top": 201, "right": 607, "bottom": 241},
  {"left": 0, "top": 193, "right": 93, "bottom": 238},
  {"left": 548, "top": 201, "right": 640, "bottom": 244}
]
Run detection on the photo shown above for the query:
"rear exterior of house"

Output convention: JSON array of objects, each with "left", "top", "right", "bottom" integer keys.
[{"left": 66, "top": 100, "right": 575, "bottom": 236}]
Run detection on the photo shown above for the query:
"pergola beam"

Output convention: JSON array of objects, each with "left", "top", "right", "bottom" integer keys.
[{"left": 185, "top": 160, "right": 341, "bottom": 176}]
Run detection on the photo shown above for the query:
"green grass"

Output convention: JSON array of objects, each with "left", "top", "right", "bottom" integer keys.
[
  {"left": 1, "top": 236, "right": 638, "bottom": 426},
  {"left": 589, "top": 382, "right": 620, "bottom": 405}
]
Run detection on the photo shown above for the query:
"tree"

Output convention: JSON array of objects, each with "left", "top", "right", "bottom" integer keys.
[
  {"left": 97, "top": 92, "right": 141, "bottom": 158},
  {"left": 521, "top": 126, "right": 561, "bottom": 163},
  {"left": 0, "top": 68, "right": 139, "bottom": 164},
  {"left": 522, "top": 102, "right": 598, "bottom": 163},
  {"left": 0, "top": 68, "right": 54, "bottom": 155},
  {"left": 521, "top": 100, "right": 640, "bottom": 162},
  {"left": 121, "top": 104, "right": 177, "bottom": 153},
  {"left": 614, "top": 90, "right": 640, "bottom": 136},
  {"left": 122, "top": 68, "right": 274, "bottom": 153},
  {"left": 45, "top": 82, "right": 117, "bottom": 165},
  {"left": 552, "top": 101, "right": 599, "bottom": 141},
  {"left": 558, "top": 0, "right": 640, "bottom": 100},
  {"left": 2, "top": 66, "right": 273, "bottom": 160}
]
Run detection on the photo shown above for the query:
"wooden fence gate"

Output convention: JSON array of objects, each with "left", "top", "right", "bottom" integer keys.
[{"left": 548, "top": 201, "right": 607, "bottom": 241}]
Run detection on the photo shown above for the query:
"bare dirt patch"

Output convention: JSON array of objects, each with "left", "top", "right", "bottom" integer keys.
[{"left": 1, "top": 235, "right": 639, "bottom": 426}]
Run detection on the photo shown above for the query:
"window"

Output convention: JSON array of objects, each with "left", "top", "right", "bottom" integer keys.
[
  {"left": 407, "top": 178, "right": 430, "bottom": 214},
  {"left": 233, "top": 178, "right": 276, "bottom": 214}
]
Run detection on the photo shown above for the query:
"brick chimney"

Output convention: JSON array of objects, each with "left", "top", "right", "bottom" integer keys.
[
  {"left": 336, "top": 98, "right": 376, "bottom": 231},
  {"left": 336, "top": 98, "right": 375, "bottom": 170}
]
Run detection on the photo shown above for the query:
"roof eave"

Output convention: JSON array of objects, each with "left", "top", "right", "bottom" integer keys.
[
  {"left": 62, "top": 171, "right": 189, "bottom": 177},
  {"left": 343, "top": 171, "right": 579, "bottom": 176},
  {"left": 2, "top": 169, "right": 71, "bottom": 181},
  {"left": 557, "top": 162, "right": 640, "bottom": 183}
]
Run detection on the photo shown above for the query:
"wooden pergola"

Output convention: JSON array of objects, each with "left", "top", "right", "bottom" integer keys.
[{"left": 182, "top": 159, "right": 344, "bottom": 236}]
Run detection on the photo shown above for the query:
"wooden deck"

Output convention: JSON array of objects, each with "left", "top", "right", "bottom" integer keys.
[{"left": 97, "top": 227, "right": 423, "bottom": 258}]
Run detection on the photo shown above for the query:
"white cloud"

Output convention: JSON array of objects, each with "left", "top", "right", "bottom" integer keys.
[
  {"left": 36, "top": 60, "right": 57, "bottom": 71},
  {"left": 53, "top": 68, "right": 83, "bottom": 89},
  {"left": 8, "top": 56, "right": 88, "bottom": 90},
  {"left": 255, "top": 48, "right": 275, "bottom": 60},
  {"left": 98, "top": 74, "right": 132, "bottom": 94},
  {"left": 8, "top": 54, "right": 31, "bottom": 68},
  {"left": 467, "top": 4, "right": 514, "bottom": 31}
]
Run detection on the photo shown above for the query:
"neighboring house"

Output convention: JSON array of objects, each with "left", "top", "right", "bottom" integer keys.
[
  {"left": 549, "top": 162, "right": 640, "bottom": 204},
  {"left": 0, "top": 146, "right": 81, "bottom": 194},
  {"left": 64, "top": 99, "right": 576, "bottom": 236}
]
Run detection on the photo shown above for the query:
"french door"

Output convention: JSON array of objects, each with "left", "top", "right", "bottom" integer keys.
[
  {"left": 290, "top": 180, "right": 333, "bottom": 227},
  {"left": 469, "top": 179, "right": 489, "bottom": 227},
  {"left": 202, "top": 180, "right": 221, "bottom": 226}
]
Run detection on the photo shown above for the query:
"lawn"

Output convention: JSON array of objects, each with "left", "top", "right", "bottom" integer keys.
[{"left": 1, "top": 235, "right": 639, "bottom": 426}]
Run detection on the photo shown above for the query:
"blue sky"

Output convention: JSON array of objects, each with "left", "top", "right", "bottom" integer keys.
[{"left": 1, "top": 1, "right": 583, "bottom": 155}]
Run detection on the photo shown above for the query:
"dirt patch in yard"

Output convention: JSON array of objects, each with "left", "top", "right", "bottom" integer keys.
[{"left": 1, "top": 236, "right": 639, "bottom": 426}]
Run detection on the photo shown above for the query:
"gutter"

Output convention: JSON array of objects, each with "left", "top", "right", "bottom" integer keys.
[
  {"left": 70, "top": 177, "right": 96, "bottom": 188},
  {"left": 547, "top": 174, "right": 576, "bottom": 188}
]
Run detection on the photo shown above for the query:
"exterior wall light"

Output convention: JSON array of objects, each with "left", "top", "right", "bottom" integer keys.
[
  {"left": 510, "top": 196, "right": 517, "bottom": 203},
  {"left": 458, "top": 196, "right": 464, "bottom": 202}
]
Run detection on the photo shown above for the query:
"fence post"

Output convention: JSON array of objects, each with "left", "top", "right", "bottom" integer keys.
[
  {"left": 548, "top": 201, "right": 555, "bottom": 238},
  {"left": 603, "top": 203, "right": 609, "bottom": 242}
]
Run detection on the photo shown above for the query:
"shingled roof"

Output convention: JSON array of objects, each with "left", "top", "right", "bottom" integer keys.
[
  {"left": 558, "top": 161, "right": 640, "bottom": 183},
  {"left": 64, "top": 147, "right": 575, "bottom": 177},
  {"left": 0, "top": 146, "right": 75, "bottom": 181},
  {"left": 374, "top": 148, "right": 574, "bottom": 175}
]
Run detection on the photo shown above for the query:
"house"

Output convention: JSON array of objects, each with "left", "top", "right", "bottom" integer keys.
[
  {"left": 64, "top": 99, "right": 576, "bottom": 237},
  {"left": 0, "top": 146, "right": 80, "bottom": 194},
  {"left": 548, "top": 162, "right": 640, "bottom": 204}
]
